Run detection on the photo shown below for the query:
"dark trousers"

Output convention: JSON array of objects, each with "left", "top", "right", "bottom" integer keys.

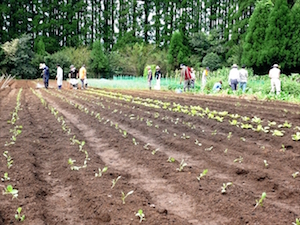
[
  {"left": 44, "top": 77, "right": 49, "bottom": 89},
  {"left": 230, "top": 79, "right": 238, "bottom": 91}
]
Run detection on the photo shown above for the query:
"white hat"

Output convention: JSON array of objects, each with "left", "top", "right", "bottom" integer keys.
[
  {"left": 39, "top": 63, "right": 45, "bottom": 69},
  {"left": 156, "top": 66, "right": 160, "bottom": 70},
  {"left": 273, "top": 64, "right": 279, "bottom": 68},
  {"left": 232, "top": 64, "right": 238, "bottom": 68}
]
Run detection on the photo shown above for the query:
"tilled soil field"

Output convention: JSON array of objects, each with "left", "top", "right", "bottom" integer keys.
[{"left": 0, "top": 80, "right": 299, "bottom": 225}]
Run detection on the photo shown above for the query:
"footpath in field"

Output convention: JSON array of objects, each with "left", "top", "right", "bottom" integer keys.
[{"left": 0, "top": 80, "right": 300, "bottom": 225}]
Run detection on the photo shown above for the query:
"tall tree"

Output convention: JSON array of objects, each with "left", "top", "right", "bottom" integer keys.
[{"left": 289, "top": 0, "right": 300, "bottom": 70}]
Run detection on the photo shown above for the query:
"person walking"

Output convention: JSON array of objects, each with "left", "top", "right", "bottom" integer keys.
[
  {"left": 154, "top": 66, "right": 161, "bottom": 90},
  {"left": 228, "top": 64, "right": 240, "bottom": 91},
  {"left": 180, "top": 64, "right": 192, "bottom": 92},
  {"left": 56, "top": 64, "right": 63, "bottom": 90},
  {"left": 39, "top": 63, "right": 50, "bottom": 89},
  {"left": 239, "top": 65, "right": 248, "bottom": 93},
  {"left": 190, "top": 68, "right": 196, "bottom": 89},
  {"left": 202, "top": 67, "right": 209, "bottom": 91},
  {"left": 79, "top": 64, "right": 87, "bottom": 89},
  {"left": 147, "top": 66, "right": 153, "bottom": 90},
  {"left": 269, "top": 64, "right": 281, "bottom": 95}
]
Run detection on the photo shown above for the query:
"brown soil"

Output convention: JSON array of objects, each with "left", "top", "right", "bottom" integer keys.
[{"left": 0, "top": 80, "right": 300, "bottom": 225}]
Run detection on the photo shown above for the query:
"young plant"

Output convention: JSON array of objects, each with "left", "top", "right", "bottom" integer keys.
[
  {"left": 1, "top": 172, "right": 10, "bottom": 182},
  {"left": 229, "top": 119, "right": 239, "bottom": 126},
  {"left": 292, "top": 172, "right": 299, "bottom": 179},
  {"left": 240, "top": 137, "right": 246, "bottom": 142},
  {"left": 221, "top": 182, "right": 232, "bottom": 194},
  {"left": 143, "top": 143, "right": 150, "bottom": 150},
  {"left": 268, "top": 121, "right": 276, "bottom": 126},
  {"left": 135, "top": 209, "right": 146, "bottom": 223},
  {"left": 224, "top": 148, "right": 228, "bottom": 154},
  {"left": 292, "top": 218, "right": 300, "bottom": 225},
  {"left": 181, "top": 133, "right": 190, "bottom": 139},
  {"left": 122, "top": 130, "right": 127, "bottom": 138},
  {"left": 111, "top": 176, "right": 121, "bottom": 189},
  {"left": 3, "top": 184, "right": 18, "bottom": 199},
  {"left": 132, "top": 138, "right": 139, "bottom": 145},
  {"left": 263, "top": 160, "right": 268, "bottom": 168},
  {"left": 252, "top": 116, "right": 262, "bottom": 124},
  {"left": 151, "top": 148, "right": 158, "bottom": 155},
  {"left": 205, "top": 146, "right": 213, "bottom": 151},
  {"left": 197, "top": 169, "right": 208, "bottom": 181},
  {"left": 233, "top": 156, "right": 243, "bottom": 163},
  {"left": 278, "top": 121, "right": 292, "bottom": 128},
  {"left": 195, "top": 139, "right": 202, "bottom": 146},
  {"left": 68, "top": 158, "right": 81, "bottom": 171},
  {"left": 79, "top": 141, "right": 85, "bottom": 152},
  {"left": 15, "top": 207, "right": 25, "bottom": 221},
  {"left": 211, "top": 130, "right": 217, "bottom": 135},
  {"left": 167, "top": 157, "right": 175, "bottom": 163},
  {"left": 281, "top": 144, "right": 286, "bottom": 152},
  {"left": 95, "top": 166, "right": 108, "bottom": 177},
  {"left": 254, "top": 192, "right": 267, "bottom": 209},
  {"left": 271, "top": 130, "right": 285, "bottom": 137},
  {"left": 176, "top": 159, "right": 187, "bottom": 172},
  {"left": 227, "top": 132, "right": 232, "bottom": 140},
  {"left": 121, "top": 190, "right": 134, "bottom": 204},
  {"left": 292, "top": 132, "right": 300, "bottom": 141}
]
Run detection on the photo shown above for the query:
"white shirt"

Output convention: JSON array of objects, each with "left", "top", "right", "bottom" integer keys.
[
  {"left": 228, "top": 68, "right": 240, "bottom": 84},
  {"left": 269, "top": 67, "right": 280, "bottom": 79},
  {"left": 56, "top": 67, "right": 63, "bottom": 86}
]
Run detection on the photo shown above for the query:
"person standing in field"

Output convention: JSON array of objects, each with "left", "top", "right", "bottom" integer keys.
[
  {"left": 40, "top": 63, "right": 50, "bottom": 89},
  {"left": 180, "top": 64, "right": 192, "bottom": 92},
  {"left": 202, "top": 67, "right": 209, "bottom": 91},
  {"left": 228, "top": 64, "right": 240, "bottom": 91},
  {"left": 154, "top": 65, "right": 162, "bottom": 90},
  {"left": 79, "top": 64, "right": 87, "bottom": 89},
  {"left": 239, "top": 65, "right": 248, "bottom": 93},
  {"left": 147, "top": 66, "right": 152, "bottom": 90},
  {"left": 56, "top": 64, "right": 63, "bottom": 90},
  {"left": 69, "top": 65, "right": 79, "bottom": 89},
  {"left": 269, "top": 64, "right": 281, "bottom": 95},
  {"left": 190, "top": 68, "right": 196, "bottom": 89}
]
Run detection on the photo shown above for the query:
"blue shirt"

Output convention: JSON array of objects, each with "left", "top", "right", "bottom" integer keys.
[{"left": 212, "top": 82, "right": 222, "bottom": 92}]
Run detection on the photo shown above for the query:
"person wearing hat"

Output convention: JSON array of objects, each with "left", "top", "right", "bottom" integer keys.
[
  {"left": 239, "top": 65, "right": 248, "bottom": 93},
  {"left": 40, "top": 63, "right": 50, "bottom": 89},
  {"left": 269, "top": 64, "right": 281, "bottom": 95},
  {"left": 154, "top": 65, "right": 161, "bottom": 90},
  {"left": 147, "top": 66, "right": 153, "bottom": 90},
  {"left": 79, "top": 64, "right": 87, "bottom": 89},
  {"left": 180, "top": 64, "right": 192, "bottom": 92},
  {"left": 202, "top": 67, "right": 209, "bottom": 91},
  {"left": 68, "top": 65, "right": 79, "bottom": 89},
  {"left": 228, "top": 64, "right": 240, "bottom": 91},
  {"left": 190, "top": 68, "right": 196, "bottom": 89}
]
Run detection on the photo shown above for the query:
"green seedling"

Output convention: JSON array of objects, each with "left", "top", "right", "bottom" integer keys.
[
  {"left": 292, "top": 172, "right": 299, "bottom": 179},
  {"left": 205, "top": 146, "right": 213, "bottom": 151},
  {"left": 176, "top": 159, "right": 187, "bottom": 172},
  {"left": 227, "top": 132, "right": 232, "bottom": 140},
  {"left": 254, "top": 192, "right": 266, "bottom": 209},
  {"left": 68, "top": 158, "right": 81, "bottom": 170},
  {"left": 95, "top": 167, "right": 108, "bottom": 177},
  {"left": 3, "top": 184, "right": 18, "bottom": 199},
  {"left": 252, "top": 116, "right": 262, "bottom": 124},
  {"left": 111, "top": 176, "right": 121, "bottom": 189},
  {"left": 173, "top": 133, "right": 177, "bottom": 137},
  {"left": 121, "top": 190, "right": 134, "bottom": 204},
  {"left": 229, "top": 119, "right": 239, "bottom": 126},
  {"left": 241, "top": 116, "right": 250, "bottom": 121},
  {"left": 195, "top": 139, "right": 202, "bottom": 146},
  {"left": 241, "top": 123, "right": 253, "bottom": 129},
  {"left": 214, "top": 116, "right": 223, "bottom": 122},
  {"left": 181, "top": 133, "right": 190, "bottom": 139},
  {"left": 218, "top": 111, "right": 228, "bottom": 116},
  {"left": 229, "top": 114, "right": 240, "bottom": 119},
  {"left": 162, "top": 129, "right": 169, "bottom": 134},
  {"left": 1, "top": 172, "right": 10, "bottom": 182},
  {"left": 155, "top": 125, "right": 159, "bottom": 129},
  {"left": 151, "top": 148, "right": 158, "bottom": 155},
  {"left": 79, "top": 141, "right": 85, "bottom": 152},
  {"left": 278, "top": 121, "right": 292, "bottom": 128},
  {"left": 122, "top": 130, "right": 127, "bottom": 138},
  {"left": 280, "top": 144, "right": 286, "bottom": 152},
  {"left": 264, "top": 160, "right": 268, "bottom": 167},
  {"left": 143, "top": 143, "right": 150, "bottom": 150},
  {"left": 233, "top": 156, "right": 243, "bottom": 163},
  {"left": 197, "top": 169, "right": 208, "bottom": 181},
  {"left": 15, "top": 207, "right": 25, "bottom": 221},
  {"left": 132, "top": 138, "right": 139, "bottom": 145},
  {"left": 252, "top": 124, "right": 269, "bottom": 133},
  {"left": 211, "top": 130, "right": 217, "bottom": 135},
  {"left": 146, "top": 119, "right": 153, "bottom": 127},
  {"left": 271, "top": 130, "right": 285, "bottom": 137},
  {"left": 292, "top": 132, "right": 300, "bottom": 141},
  {"left": 268, "top": 121, "right": 276, "bottom": 126},
  {"left": 135, "top": 209, "right": 146, "bottom": 223},
  {"left": 240, "top": 137, "right": 246, "bottom": 142},
  {"left": 292, "top": 218, "right": 300, "bottom": 225},
  {"left": 221, "top": 182, "right": 232, "bottom": 194},
  {"left": 167, "top": 157, "right": 175, "bottom": 163},
  {"left": 224, "top": 148, "right": 228, "bottom": 154}
]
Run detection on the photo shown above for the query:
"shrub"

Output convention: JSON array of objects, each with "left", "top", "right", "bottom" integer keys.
[{"left": 202, "top": 53, "right": 221, "bottom": 71}]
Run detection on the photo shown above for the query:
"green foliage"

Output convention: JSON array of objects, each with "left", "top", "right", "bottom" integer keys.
[
  {"left": 44, "top": 51, "right": 72, "bottom": 80},
  {"left": 90, "top": 40, "right": 109, "bottom": 76},
  {"left": 202, "top": 53, "right": 221, "bottom": 71},
  {"left": 35, "top": 38, "right": 46, "bottom": 56},
  {"left": 290, "top": 0, "right": 300, "bottom": 70},
  {"left": 113, "top": 31, "right": 143, "bottom": 51}
]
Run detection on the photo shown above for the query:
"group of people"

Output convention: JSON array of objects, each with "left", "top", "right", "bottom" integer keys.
[
  {"left": 39, "top": 63, "right": 88, "bottom": 90},
  {"left": 147, "top": 66, "right": 162, "bottom": 90},
  {"left": 179, "top": 64, "right": 208, "bottom": 92},
  {"left": 227, "top": 64, "right": 249, "bottom": 92}
]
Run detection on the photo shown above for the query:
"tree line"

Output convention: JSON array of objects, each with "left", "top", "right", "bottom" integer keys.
[{"left": 0, "top": 0, "right": 299, "bottom": 79}]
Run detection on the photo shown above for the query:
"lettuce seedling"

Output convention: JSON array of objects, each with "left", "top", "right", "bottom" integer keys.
[
  {"left": 227, "top": 132, "right": 232, "bottom": 140},
  {"left": 292, "top": 218, "right": 300, "bottom": 225},
  {"left": 79, "top": 141, "right": 85, "bottom": 152},
  {"left": 241, "top": 123, "right": 253, "bottom": 129},
  {"left": 264, "top": 160, "right": 268, "bottom": 167},
  {"left": 1, "top": 172, "right": 10, "bottom": 182},
  {"left": 224, "top": 149, "right": 228, "bottom": 154},
  {"left": 68, "top": 158, "right": 81, "bottom": 170},
  {"left": 121, "top": 190, "right": 134, "bottom": 204},
  {"left": 278, "top": 121, "right": 292, "bottom": 128},
  {"left": 292, "top": 172, "right": 299, "bottom": 179},
  {"left": 229, "top": 119, "right": 239, "bottom": 126},
  {"left": 111, "top": 176, "right": 121, "bottom": 189},
  {"left": 132, "top": 138, "right": 139, "bottom": 145},
  {"left": 271, "top": 130, "right": 285, "bottom": 137},
  {"left": 254, "top": 192, "right": 266, "bottom": 209},
  {"left": 221, "top": 182, "right": 232, "bottom": 194},
  {"left": 241, "top": 116, "right": 250, "bottom": 121},
  {"left": 176, "top": 159, "right": 187, "bottom": 172},
  {"left": 167, "top": 157, "right": 175, "bottom": 163},
  {"left": 195, "top": 139, "right": 202, "bottom": 146},
  {"left": 197, "top": 169, "right": 208, "bottom": 181},
  {"left": 181, "top": 133, "right": 190, "bottom": 139},
  {"left": 151, "top": 148, "right": 158, "bottom": 155},
  {"left": 240, "top": 137, "right": 246, "bottom": 142},
  {"left": 292, "top": 132, "right": 300, "bottom": 141},
  {"left": 268, "top": 121, "right": 276, "bottom": 126},
  {"left": 211, "top": 130, "right": 217, "bottom": 135},
  {"left": 205, "top": 146, "right": 213, "bottom": 151},
  {"left": 122, "top": 130, "right": 127, "bottom": 138},
  {"left": 95, "top": 167, "right": 108, "bottom": 177},
  {"left": 15, "top": 207, "right": 25, "bottom": 221},
  {"left": 143, "top": 143, "right": 150, "bottom": 150},
  {"left": 135, "top": 209, "right": 146, "bottom": 223},
  {"left": 162, "top": 129, "right": 169, "bottom": 134},
  {"left": 233, "top": 156, "right": 243, "bottom": 163},
  {"left": 3, "top": 184, "right": 18, "bottom": 199},
  {"left": 252, "top": 116, "right": 262, "bottom": 124}
]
